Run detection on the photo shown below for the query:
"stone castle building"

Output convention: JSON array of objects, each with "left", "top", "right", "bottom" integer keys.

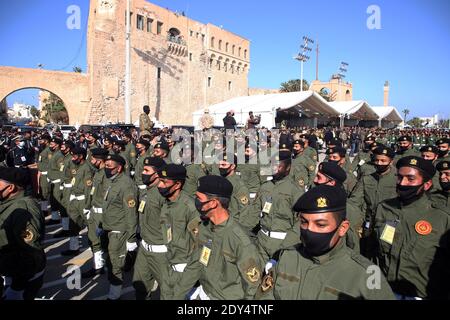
[{"left": 86, "top": 0, "right": 250, "bottom": 125}]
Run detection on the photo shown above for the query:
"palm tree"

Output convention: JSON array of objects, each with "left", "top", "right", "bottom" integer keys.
[
  {"left": 280, "top": 79, "right": 309, "bottom": 92},
  {"left": 402, "top": 108, "right": 410, "bottom": 123},
  {"left": 73, "top": 66, "right": 82, "bottom": 73}
]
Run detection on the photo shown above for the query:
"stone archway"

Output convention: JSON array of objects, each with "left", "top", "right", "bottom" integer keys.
[{"left": 0, "top": 66, "right": 89, "bottom": 125}]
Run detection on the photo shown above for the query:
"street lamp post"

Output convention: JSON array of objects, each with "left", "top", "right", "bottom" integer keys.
[{"left": 295, "top": 36, "right": 314, "bottom": 91}]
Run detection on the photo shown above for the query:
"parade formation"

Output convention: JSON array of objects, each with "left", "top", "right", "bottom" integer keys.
[{"left": 0, "top": 105, "right": 449, "bottom": 300}]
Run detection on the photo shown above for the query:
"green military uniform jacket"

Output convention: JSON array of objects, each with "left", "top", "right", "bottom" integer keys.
[
  {"left": 47, "top": 149, "right": 64, "bottom": 183},
  {"left": 134, "top": 150, "right": 152, "bottom": 198},
  {"left": 0, "top": 192, "right": 46, "bottom": 278},
  {"left": 183, "top": 164, "right": 208, "bottom": 196},
  {"left": 68, "top": 161, "right": 95, "bottom": 220},
  {"left": 226, "top": 173, "right": 251, "bottom": 229},
  {"left": 173, "top": 216, "right": 263, "bottom": 300},
  {"left": 101, "top": 172, "right": 138, "bottom": 243},
  {"left": 291, "top": 154, "right": 315, "bottom": 189},
  {"left": 160, "top": 191, "right": 199, "bottom": 265},
  {"left": 125, "top": 142, "right": 137, "bottom": 171},
  {"left": 37, "top": 146, "right": 51, "bottom": 173},
  {"left": 258, "top": 240, "right": 395, "bottom": 300},
  {"left": 303, "top": 146, "right": 318, "bottom": 163},
  {"left": 351, "top": 150, "right": 371, "bottom": 173},
  {"left": 394, "top": 147, "right": 421, "bottom": 163},
  {"left": 430, "top": 190, "right": 449, "bottom": 211},
  {"left": 239, "top": 158, "right": 262, "bottom": 195},
  {"left": 86, "top": 166, "right": 109, "bottom": 211},
  {"left": 374, "top": 194, "right": 450, "bottom": 299},
  {"left": 138, "top": 184, "right": 166, "bottom": 245}
]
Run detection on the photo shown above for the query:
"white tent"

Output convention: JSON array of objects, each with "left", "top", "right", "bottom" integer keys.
[
  {"left": 371, "top": 106, "right": 403, "bottom": 122},
  {"left": 193, "top": 91, "right": 339, "bottom": 129},
  {"left": 328, "top": 101, "right": 379, "bottom": 120}
]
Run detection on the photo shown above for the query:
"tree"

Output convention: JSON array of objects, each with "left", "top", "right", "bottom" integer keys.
[
  {"left": 30, "top": 106, "right": 40, "bottom": 119},
  {"left": 73, "top": 66, "right": 82, "bottom": 73},
  {"left": 402, "top": 108, "right": 410, "bottom": 123},
  {"left": 280, "top": 79, "right": 309, "bottom": 92},
  {"left": 318, "top": 87, "right": 331, "bottom": 102},
  {"left": 42, "top": 93, "right": 69, "bottom": 124},
  {"left": 407, "top": 117, "right": 422, "bottom": 128}
]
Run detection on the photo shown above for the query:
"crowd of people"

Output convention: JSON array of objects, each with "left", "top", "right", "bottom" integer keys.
[{"left": 0, "top": 105, "right": 449, "bottom": 300}]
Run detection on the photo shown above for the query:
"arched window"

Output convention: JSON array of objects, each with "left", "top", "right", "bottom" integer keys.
[
  {"left": 219, "top": 40, "right": 222, "bottom": 50},
  {"left": 211, "top": 37, "right": 215, "bottom": 48},
  {"left": 226, "top": 42, "right": 229, "bottom": 52},
  {"left": 168, "top": 28, "right": 180, "bottom": 37},
  {"left": 232, "top": 45, "right": 235, "bottom": 55},
  {"left": 238, "top": 47, "right": 241, "bottom": 57},
  {"left": 244, "top": 49, "right": 247, "bottom": 59}
]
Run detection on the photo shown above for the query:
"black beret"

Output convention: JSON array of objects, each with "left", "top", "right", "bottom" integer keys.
[
  {"left": 396, "top": 156, "right": 436, "bottom": 180},
  {"left": 159, "top": 164, "right": 186, "bottom": 181},
  {"left": 299, "top": 134, "right": 310, "bottom": 140},
  {"left": 40, "top": 134, "right": 51, "bottom": 141},
  {"left": 293, "top": 185, "right": 347, "bottom": 214},
  {"left": 420, "top": 145, "right": 439, "bottom": 154},
  {"left": 436, "top": 161, "right": 450, "bottom": 172},
  {"left": 328, "top": 138, "right": 342, "bottom": 147},
  {"left": 222, "top": 153, "right": 237, "bottom": 164},
  {"left": 0, "top": 167, "right": 31, "bottom": 187},
  {"left": 272, "top": 150, "right": 292, "bottom": 162},
  {"left": 436, "top": 138, "right": 450, "bottom": 145},
  {"left": 91, "top": 133, "right": 100, "bottom": 140},
  {"left": 326, "top": 146, "right": 346, "bottom": 157},
  {"left": 105, "top": 154, "right": 126, "bottom": 167},
  {"left": 104, "top": 135, "right": 117, "bottom": 143},
  {"left": 51, "top": 137, "right": 63, "bottom": 145},
  {"left": 124, "top": 132, "right": 132, "bottom": 139},
  {"left": 372, "top": 146, "right": 395, "bottom": 159},
  {"left": 143, "top": 157, "right": 166, "bottom": 170},
  {"left": 397, "top": 135, "right": 412, "bottom": 142},
  {"left": 370, "top": 142, "right": 385, "bottom": 150},
  {"left": 293, "top": 139, "right": 305, "bottom": 147},
  {"left": 197, "top": 175, "right": 233, "bottom": 199},
  {"left": 71, "top": 146, "right": 87, "bottom": 158},
  {"left": 113, "top": 140, "right": 127, "bottom": 147},
  {"left": 137, "top": 138, "right": 150, "bottom": 148},
  {"left": 91, "top": 148, "right": 109, "bottom": 160},
  {"left": 63, "top": 140, "right": 75, "bottom": 149},
  {"left": 154, "top": 141, "right": 170, "bottom": 152},
  {"left": 279, "top": 135, "right": 292, "bottom": 150},
  {"left": 318, "top": 162, "right": 347, "bottom": 184}
]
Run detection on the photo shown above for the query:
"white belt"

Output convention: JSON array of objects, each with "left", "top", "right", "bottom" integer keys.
[
  {"left": 51, "top": 179, "right": 61, "bottom": 184},
  {"left": 171, "top": 263, "right": 187, "bottom": 272},
  {"left": 138, "top": 185, "right": 147, "bottom": 190},
  {"left": 40, "top": 171, "right": 48, "bottom": 175},
  {"left": 260, "top": 228, "right": 287, "bottom": 240},
  {"left": 249, "top": 193, "right": 257, "bottom": 199},
  {"left": 64, "top": 183, "right": 73, "bottom": 188},
  {"left": 141, "top": 239, "right": 167, "bottom": 253},
  {"left": 70, "top": 194, "right": 86, "bottom": 201},
  {"left": 92, "top": 207, "right": 103, "bottom": 214},
  {"left": 110, "top": 231, "right": 121, "bottom": 234}
]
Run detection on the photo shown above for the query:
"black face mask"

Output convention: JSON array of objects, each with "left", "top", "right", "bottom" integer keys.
[
  {"left": 105, "top": 167, "right": 117, "bottom": 179},
  {"left": 72, "top": 159, "right": 82, "bottom": 166},
  {"left": 328, "top": 159, "right": 340, "bottom": 165},
  {"left": 438, "top": 149, "right": 448, "bottom": 157},
  {"left": 396, "top": 184, "right": 424, "bottom": 203},
  {"left": 363, "top": 143, "right": 372, "bottom": 151},
  {"left": 440, "top": 180, "right": 450, "bottom": 192},
  {"left": 142, "top": 172, "right": 157, "bottom": 186},
  {"left": 300, "top": 226, "right": 339, "bottom": 257},
  {"left": 375, "top": 164, "right": 390, "bottom": 174},
  {"left": 219, "top": 167, "right": 231, "bottom": 177},
  {"left": 399, "top": 145, "right": 410, "bottom": 152},
  {"left": 194, "top": 198, "right": 214, "bottom": 219},
  {"left": 158, "top": 184, "right": 176, "bottom": 198},
  {"left": 272, "top": 170, "right": 286, "bottom": 182},
  {"left": 50, "top": 146, "right": 57, "bottom": 152}
]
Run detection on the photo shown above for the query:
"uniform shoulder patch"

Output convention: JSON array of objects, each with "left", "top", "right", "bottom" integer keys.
[
  {"left": 298, "top": 179, "right": 305, "bottom": 187},
  {"left": 85, "top": 179, "right": 93, "bottom": 187},
  {"left": 71, "top": 169, "right": 77, "bottom": 175},
  {"left": 130, "top": 151, "right": 136, "bottom": 157},
  {"left": 240, "top": 195, "right": 249, "bottom": 205},
  {"left": 309, "top": 165, "right": 315, "bottom": 172},
  {"left": 22, "top": 227, "right": 35, "bottom": 244},
  {"left": 246, "top": 266, "right": 261, "bottom": 283},
  {"left": 127, "top": 197, "right": 136, "bottom": 208}
]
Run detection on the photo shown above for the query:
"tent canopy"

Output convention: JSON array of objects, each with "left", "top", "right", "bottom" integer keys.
[
  {"left": 371, "top": 106, "right": 403, "bottom": 122},
  {"left": 328, "top": 101, "right": 379, "bottom": 120},
  {"left": 192, "top": 91, "right": 339, "bottom": 128}
]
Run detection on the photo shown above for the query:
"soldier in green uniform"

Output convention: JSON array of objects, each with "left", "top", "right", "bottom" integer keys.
[
  {"left": 0, "top": 168, "right": 46, "bottom": 300},
  {"left": 53, "top": 140, "right": 76, "bottom": 238},
  {"left": 47, "top": 137, "right": 65, "bottom": 225},
  {"left": 373, "top": 156, "right": 450, "bottom": 299},
  {"left": 430, "top": 161, "right": 450, "bottom": 212},
  {"left": 36, "top": 134, "right": 52, "bottom": 215},
  {"left": 218, "top": 153, "right": 252, "bottom": 231},
  {"left": 81, "top": 148, "right": 110, "bottom": 278},
  {"left": 326, "top": 147, "right": 357, "bottom": 196},
  {"left": 134, "top": 138, "right": 152, "bottom": 199},
  {"left": 420, "top": 145, "right": 441, "bottom": 191},
  {"left": 239, "top": 144, "right": 262, "bottom": 201},
  {"left": 123, "top": 133, "right": 137, "bottom": 174},
  {"left": 436, "top": 138, "right": 450, "bottom": 163},
  {"left": 351, "top": 136, "right": 375, "bottom": 173},
  {"left": 63, "top": 147, "right": 95, "bottom": 256},
  {"left": 172, "top": 175, "right": 263, "bottom": 300},
  {"left": 113, "top": 140, "right": 131, "bottom": 176},
  {"left": 348, "top": 147, "right": 398, "bottom": 258},
  {"left": 299, "top": 134, "right": 318, "bottom": 163},
  {"left": 183, "top": 142, "right": 208, "bottom": 196},
  {"left": 251, "top": 151, "right": 304, "bottom": 262},
  {"left": 256, "top": 185, "right": 395, "bottom": 300},
  {"left": 100, "top": 154, "right": 138, "bottom": 300},
  {"left": 139, "top": 105, "right": 154, "bottom": 136},
  {"left": 395, "top": 136, "right": 421, "bottom": 162},
  {"left": 152, "top": 141, "right": 171, "bottom": 165},
  {"left": 132, "top": 157, "right": 167, "bottom": 300},
  {"left": 291, "top": 139, "right": 316, "bottom": 190},
  {"left": 156, "top": 164, "right": 199, "bottom": 300}
]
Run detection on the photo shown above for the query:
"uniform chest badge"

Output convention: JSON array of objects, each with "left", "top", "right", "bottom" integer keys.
[
  {"left": 240, "top": 195, "right": 249, "bottom": 205},
  {"left": 71, "top": 169, "right": 77, "bottom": 175},
  {"left": 415, "top": 220, "right": 432, "bottom": 235},
  {"left": 246, "top": 266, "right": 261, "bottom": 283},
  {"left": 309, "top": 165, "right": 315, "bottom": 172}
]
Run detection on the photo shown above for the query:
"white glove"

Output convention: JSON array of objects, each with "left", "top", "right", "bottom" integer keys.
[
  {"left": 126, "top": 241, "right": 138, "bottom": 252},
  {"left": 83, "top": 209, "right": 91, "bottom": 220},
  {"left": 265, "top": 259, "right": 277, "bottom": 274}
]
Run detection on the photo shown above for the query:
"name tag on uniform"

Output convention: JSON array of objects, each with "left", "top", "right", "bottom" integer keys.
[
  {"left": 199, "top": 246, "right": 212, "bottom": 266},
  {"left": 167, "top": 225, "right": 172, "bottom": 243},
  {"left": 38, "top": 156, "right": 42, "bottom": 162},
  {"left": 60, "top": 164, "right": 65, "bottom": 172},
  {"left": 262, "top": 201, "right": 272, "bottom": 214},
  {"left": 21, "top": 156, "right": 26, "bottom": 162},
  {"left": 138, "top": 200, "right": 146, "bottom": 213},
  {"left": 71, "top": 177, "right": 76, "bottom": 185},
  {"left": 380, "top": 224, "right": 396, "bottom": 245},
  {"left": 104, "top": 186, "right": 111, "bottom": 201},
  {"left": 90, "top": 186, "right": 96, "bottom": 196}
]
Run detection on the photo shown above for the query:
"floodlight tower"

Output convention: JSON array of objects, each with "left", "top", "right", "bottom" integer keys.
[{"left": 295, "top": 36, "right": 314, "bottom": 91}]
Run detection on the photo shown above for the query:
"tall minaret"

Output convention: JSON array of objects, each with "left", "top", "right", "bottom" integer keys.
[{"left": 383, "top": 81, "right": 389, "bottom": 106}]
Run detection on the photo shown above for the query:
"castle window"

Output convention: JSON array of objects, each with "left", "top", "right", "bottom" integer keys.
[
  {"left": 232, "top": 45, "right": 235, "bottom": 55},
  {"left": 225, "top": 42, "right": 229, "bottom": 52},
  {"left": 137, "top": 14, "right": 144, "bottom": 30},
  {"left": 219, "top": 40, "right": 222, "bottom": 50},
  {"left": 189, "top": 53, "right": 193, "bottom": 61},
  {"left": 208, "top": 77, "right": 212, "bottom": 87},
  {"left": 211, "top": 37, "right": 215, "bottom": 48},
  {"left": 228, "top": 81, "right": 232, "bottom": 91},
  {"left": 238, "top": 47, "right": 241, "bottom": 56},
  {"left": 147, "top": 18, "right": 153, "bottom": 32},
  {"left": 157, "top": 22, "right": 163, "bottom": 35},
  {"left": 244, "top": 49, "right": 247, "bottom": 59}
]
